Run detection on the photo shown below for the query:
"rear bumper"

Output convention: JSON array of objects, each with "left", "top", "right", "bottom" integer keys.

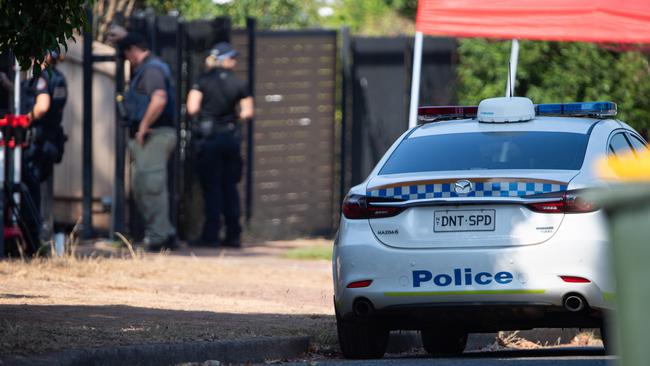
[{"left": 333, "top": 216, "right": 614, "bottom": 331}]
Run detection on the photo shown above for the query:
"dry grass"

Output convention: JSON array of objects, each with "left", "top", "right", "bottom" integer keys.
[
  {"left": 0, "top": 239, "right": 336, "bottom": 356},
  {"left": 497, "top": 331, "right": 543, "bottom": 349},
  {"left": 486, "top": 329, "right": 604, "bottom": 351},
  {"left": 0, "top": 253, "right": 333, "bottom": 314},
  {"left": 570, "top": 331, "right": 603, "bottom": 347}
]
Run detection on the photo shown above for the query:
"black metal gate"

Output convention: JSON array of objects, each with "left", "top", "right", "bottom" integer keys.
[{"left": 348, "top": 36, "right": 457, "bottom": 186}]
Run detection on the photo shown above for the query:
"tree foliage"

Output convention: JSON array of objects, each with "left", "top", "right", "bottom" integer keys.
[
  {"left": 144, "top": 0, "right": 416, "bottom": 34},
  {"left": 458, "top": 39, "right": 650, "bottom": 131},
  {"left": 385, "top": 0, "right": 418, "bottom": 19},
  {"left": 216, "top": 0, "right": 319, "bottom": 29},
  {"left": 319, "top": 0, "right": 414, "bottom": 35},
  {"left": 145, "top": 0, "right": 319, "bottom": 29},
  {"left": 0, "top": 0, "right": 88, "bottom": 77}
]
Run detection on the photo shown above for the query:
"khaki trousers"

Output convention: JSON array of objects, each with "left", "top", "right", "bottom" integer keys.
[{"left": 128, "top": 127, "right": 177, "bottom": 243}]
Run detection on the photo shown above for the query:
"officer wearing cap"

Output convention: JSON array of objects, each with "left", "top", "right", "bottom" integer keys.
[
  {"left": 21, "top": 50, "right": 68, "bottom": 240},
  {"left": 117, "top": 32, "right": 177, "bottom": 251},
  {"left": 186, "top": 42, "right": 253, "bottom": 248}
]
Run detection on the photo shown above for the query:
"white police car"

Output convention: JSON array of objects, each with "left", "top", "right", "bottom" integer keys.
[{"left": 333, "top": 97, "right": 648, "bottom": 359}]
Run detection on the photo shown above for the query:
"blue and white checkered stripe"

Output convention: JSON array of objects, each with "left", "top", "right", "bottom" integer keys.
[{"left": 367, "top": 181, "right": 567, "bottom": 200}]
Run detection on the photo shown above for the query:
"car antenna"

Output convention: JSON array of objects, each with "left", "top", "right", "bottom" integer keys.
[
  {"left": 506, "top": 61, "right": 514, "bottom": 98},
  {"left": 505, "top": 39, "right": 520, "bottom": 98}
]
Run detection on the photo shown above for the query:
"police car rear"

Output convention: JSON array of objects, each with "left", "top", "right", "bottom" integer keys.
[{"left": 333, "top": 97, "right": 638, "bottom": 359}]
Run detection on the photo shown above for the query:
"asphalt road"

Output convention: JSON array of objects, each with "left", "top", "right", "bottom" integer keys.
[{"left": 288, "top": 347, "right": 615, "bottom": 366}]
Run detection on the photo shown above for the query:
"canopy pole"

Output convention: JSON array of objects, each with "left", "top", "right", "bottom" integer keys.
[
  {"left": 13, "top": 59, "right": 21, "bottom": 212},
  {"left": 14, "top": 58, "right": 20, "bottom": 113},
  {"left": 505, "top": 39, "right": 519, "bottom": 97},
  {"left": 408, "top": 31, "right": 424, "bottom": 129}
]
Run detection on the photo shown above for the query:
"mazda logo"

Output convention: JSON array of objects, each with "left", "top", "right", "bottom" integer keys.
[{"left": 454, "top": 180, "right": 473, "bottom": 195}]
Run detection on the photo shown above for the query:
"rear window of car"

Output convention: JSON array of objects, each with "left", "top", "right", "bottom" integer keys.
[{"left": 379, "top": 131, "right": 589, "bottom": 174}]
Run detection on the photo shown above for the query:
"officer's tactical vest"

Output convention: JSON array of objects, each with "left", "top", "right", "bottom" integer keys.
[
  {"left": 43, "top": 68, "right": 67, "bottom": 127},
  {"left": 124, "top": 57, "right": 175, "bottom": 128},
  {"left": 20, "top": 68, "right": 67, "bottom": 126}
]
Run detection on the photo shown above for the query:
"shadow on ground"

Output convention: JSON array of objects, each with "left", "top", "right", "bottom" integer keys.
[{"left": 0, "top": 304, "right": 337, "bottom": 357}]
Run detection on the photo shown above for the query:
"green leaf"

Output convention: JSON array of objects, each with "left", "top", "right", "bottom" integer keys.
[
  {"left": 1, "top": 0, "right": 88, "bottom": 79},
  {"left": 458, "top": 39, "right": 650, "bottom": 132}
]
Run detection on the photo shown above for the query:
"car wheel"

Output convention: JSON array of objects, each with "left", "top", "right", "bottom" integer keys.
[
  {"left": 421, "top": 330, "right": 467, "bottom": 356},
  {"left": 336, "top": 316, "right": 389, "bottom": 359}
]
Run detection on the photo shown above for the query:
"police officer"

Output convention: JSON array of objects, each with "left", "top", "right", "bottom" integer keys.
[
  {"left": 186, "top": 42, "right": 254, "bottom": 248},
  {"left": 117, "top": 32, "right": 177, "bottom": 251},
  {"left": 21, "top": 50, "right": 68, "bottom": 240}
]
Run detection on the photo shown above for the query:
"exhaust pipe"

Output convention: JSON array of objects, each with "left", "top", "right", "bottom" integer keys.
[
  {"left": 353, "top": 298, "right": 374, "bottom": 317},
  {"left": 564, "top": 294, "right": 586, "bottom": 312}
]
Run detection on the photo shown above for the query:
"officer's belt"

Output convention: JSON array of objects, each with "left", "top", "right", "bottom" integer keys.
[
  {"left": 199, "top": 118, "right": 238, "bottom": 134},
  {"left": 206, "top": 116, "right": 237, "bottom": 124}
]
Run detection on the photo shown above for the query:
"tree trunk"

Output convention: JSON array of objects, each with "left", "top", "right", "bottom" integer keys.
[{"left": 93, "top": 0, "right": 138, "bottom": 43}]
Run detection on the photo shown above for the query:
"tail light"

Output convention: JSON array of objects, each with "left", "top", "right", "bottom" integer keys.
[
  {"left": 560, "top": 275, "right": 591, "bottom": 283},
  {"left": 526, "top": 190, "right": 598, "bottom": 214},
  {"left": 347, "top": 280, "right": 373, "bottom": 288},
  {"left": 342, "top": 195, "right": 405, "bottom": 219}
]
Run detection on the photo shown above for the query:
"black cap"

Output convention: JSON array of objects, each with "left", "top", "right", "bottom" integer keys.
[
  {"left": 117, "top": 32, "right": 148, "bottom": 53},
  {"left": 209, "top": 42, "right": 239, "bottom": 60}
]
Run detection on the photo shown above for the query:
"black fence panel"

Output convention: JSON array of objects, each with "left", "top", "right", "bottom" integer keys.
[
  {"left": 249, "top": 30, "right": 337, "bottom": 239},
  {"left": 419, "top": 38, "right": 458, "bottom": 108},
  {"left": 349, "top": 36, "right": 457, "bottom": 186}
]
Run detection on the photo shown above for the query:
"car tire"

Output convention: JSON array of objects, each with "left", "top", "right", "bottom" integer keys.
[
  {"left": 336, "top": 316, "right": 389, "bottom": 359},
  {"left": 420, "top": 330, "right": 467, "bottom": 356}
]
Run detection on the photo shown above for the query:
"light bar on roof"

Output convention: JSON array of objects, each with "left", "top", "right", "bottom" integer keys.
[
  {"left": 535, "top": 102, "right": 617, "bottom": 117},
  {"left": 417, "top": 106, "right": 478, "bottom": 123}
]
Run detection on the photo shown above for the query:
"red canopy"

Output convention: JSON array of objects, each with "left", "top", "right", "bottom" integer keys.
[{"left": 416, "top": 0, "right": 650, "bottom": 43}]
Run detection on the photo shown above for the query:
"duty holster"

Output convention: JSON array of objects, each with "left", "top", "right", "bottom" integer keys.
[
  {"left": 193, "top": 119, "right": 237, "bottom": 139},
  {"left": 25, "top": 124, "right": 68, "bottom": 182}
]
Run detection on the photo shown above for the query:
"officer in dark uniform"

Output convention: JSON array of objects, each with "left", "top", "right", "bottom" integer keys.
[
  {"left": 21, "top": 50, "right": 68, "bottom": 239},
  {"left": 186, "top": 42, "right": 254, "bottom": 248}
]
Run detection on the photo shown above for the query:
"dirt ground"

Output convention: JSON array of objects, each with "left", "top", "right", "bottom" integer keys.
[
  {"left": 0, "top": 239, "right": 337, "bottom": 357},
  {"left": 0, "top": 238, "right": 602, "bottom": 360}
]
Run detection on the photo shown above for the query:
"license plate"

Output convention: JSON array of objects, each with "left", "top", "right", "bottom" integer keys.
[{"left": 434, "top": 209, "right": 496, "bottom": 232}]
